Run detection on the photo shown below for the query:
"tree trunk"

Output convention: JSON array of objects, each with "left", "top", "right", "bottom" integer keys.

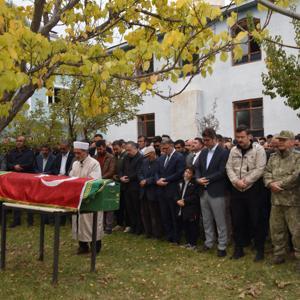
[
  {"left": 67, "top": 112, "right": 77, "bottom": 142},
  {"left": 0, "top": 84, "right": 36, "bottom": 133},
  {"left": 68, "top": 126, "right": 77, "bottom": 142},
  {"left": 83, "top": 127, "right": 89, "bottom": 141}
]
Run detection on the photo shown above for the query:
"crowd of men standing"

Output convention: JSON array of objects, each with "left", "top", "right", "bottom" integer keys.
[{"left": 0, "top": 127, "right": 299, "bottom": 272}]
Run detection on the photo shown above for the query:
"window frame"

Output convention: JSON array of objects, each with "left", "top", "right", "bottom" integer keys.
[
  {"left": 231, "top": 18, "right": 262, "bottom": 66},
  {"left": 47, "top": 87, "right": 63, "bottom": 105},
  {"left": 137, "top": 113, "right": 155, "bottom": 139},
  {"left": 233, "top": 98, "right": 264, "bottom": 137}
]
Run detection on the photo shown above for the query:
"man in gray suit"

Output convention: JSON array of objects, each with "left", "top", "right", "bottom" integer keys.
[{"left": 195, "top": 128, "right": 229, "bottom": 257}]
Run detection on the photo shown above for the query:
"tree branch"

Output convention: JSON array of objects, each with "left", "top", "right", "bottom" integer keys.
[
  {"left": 137, "top": 9, "right": 182, "bottom": 23},
  {"left": 257, "top": 0, "right": 300, "bottom": 20},
  {"left": 265, "top": 37, "right": 300, "bottom": 49},
  {"left": 39, "top": 0, "right": 80, "bottom": 37},
  {"left": 30, "top": 0, "right": 46, "bottom": 32}
]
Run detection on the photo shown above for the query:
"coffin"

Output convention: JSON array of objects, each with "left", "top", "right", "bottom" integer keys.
[{"left": 0, "top": 172, "right": 120, "bottom": 212}]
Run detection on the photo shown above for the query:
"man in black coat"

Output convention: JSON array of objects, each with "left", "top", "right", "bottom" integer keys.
[
  {"left": 138, "top": 146, "right": 163, "bottom": 239},
  {"left": 6, "top": 136, "right": 35, "bottom": 227},
  {"left": 112, "top": 140, "right": 128, "bottom": 231},
  {"left": 7, "top": 136, "right": 35, "bottom": 173},
  {"left": 51, "top": 141, "right": 74, "bottom": 176},
  {"left": 119, "top": 141, "right": 143, "bottom": 234},
  {"left": 186, "top": 137, "right": 204, "bottom": 167},
  {"left": 174, "top": 139, "right": 189, "bottom": 161},
  {"left": 195, "top": 128, "right": 229, "bottom": 257},
  {"left": 156, "top": 139, "right": 185, "bottom": 243}
]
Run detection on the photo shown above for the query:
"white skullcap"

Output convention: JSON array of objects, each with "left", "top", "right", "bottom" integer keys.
[
  {"left": 143, "top": 146, "right": 155, "bottom": 156},
  {"left": 73, "top": 141, "right": 89, "bottom": 150}
]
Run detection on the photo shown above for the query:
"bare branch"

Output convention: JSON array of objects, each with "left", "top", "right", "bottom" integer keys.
[
  {"left": 39, "top": 0, "right": 80, "bottom": 37},
  {"left": 257, "top": 0, "right": 300, "bottom": 20},
  {"left": 264, "top": 37, "right": 300, "bottom": 49}
]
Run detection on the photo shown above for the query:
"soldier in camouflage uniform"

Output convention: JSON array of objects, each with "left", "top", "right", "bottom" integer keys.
[{"left": 264, "top": 130, "right": 300, "bottom": 272}]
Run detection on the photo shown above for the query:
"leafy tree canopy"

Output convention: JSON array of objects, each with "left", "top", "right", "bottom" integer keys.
[
  {"left": 262, "top": 19, "right": 300, "bottom": 116},
  {"left": 0, "top": 0, "right": 269, "bottom": 132}
]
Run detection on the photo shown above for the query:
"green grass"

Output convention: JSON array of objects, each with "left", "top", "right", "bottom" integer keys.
[{"left": 0, "top": 220, "right": 299, "bottom": 300}]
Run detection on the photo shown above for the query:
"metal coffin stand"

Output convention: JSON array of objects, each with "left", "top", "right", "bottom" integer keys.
[
  {"left": 0, "top": 203, "right": 98, "bottom": 285},
  {"left": 0, "top": 180, "right": 120, "bottom": 284}
]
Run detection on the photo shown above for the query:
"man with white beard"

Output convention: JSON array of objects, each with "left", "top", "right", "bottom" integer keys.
[{"left": 69, "top": 141, "right": 104, "bottom": 254}]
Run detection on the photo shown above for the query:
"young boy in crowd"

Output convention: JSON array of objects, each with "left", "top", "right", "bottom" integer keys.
[{"left": 175, "top": 167, "right": 200, "bottom": 250}]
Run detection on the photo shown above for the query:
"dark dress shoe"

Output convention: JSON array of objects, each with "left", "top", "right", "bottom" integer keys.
[
  {"left": 77, "top": 247, "right": 89, "bottom": 255},
  {"left": 104, "top": 229, "right": 112, "bottom": 235},
  {"left": 231, "top": 247, "right": 245, "bottom": 259},
  {"left": 254, "top": 250, "right": 264, "bottom": 262},
  {"left": 77, "top": 241, "right": 89, "bottom": 255},
  {"left": 272, "top": 256, "right": 285, "bottom": 265},
  {"left": 88, "top": 240, "right": 102, "bottom": 254},
  {"left": 202, "top": 245, "right": 211, "bottom": 252},
  {"left": 217, "top": 249, "right": 227, "bottom": 257}
]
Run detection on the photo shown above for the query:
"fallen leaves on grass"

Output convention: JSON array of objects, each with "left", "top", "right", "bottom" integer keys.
[
  {"left": 275, "top": 280, "right": 293, "bottom": 289},
  {"left": 238, "top": 282, "right": 265, "bottom": 298}
]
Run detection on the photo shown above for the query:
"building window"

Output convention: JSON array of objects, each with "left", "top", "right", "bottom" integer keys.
[
  {"left": 137, "top": 113, "right": 155, "bottom": 138},
  {"left": 233, "top": 98, "right": 264, "bottom": 137},
  {"left": 48, "top": 87, "right": 62, "bottom": 104},
  {"left": 231, "top": 18, "right": 261, "bottom": 65}
]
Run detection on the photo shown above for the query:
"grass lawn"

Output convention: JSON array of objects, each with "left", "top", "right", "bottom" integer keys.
[{"left": 0, "top": 220, "right": 299, "bottom": 300}]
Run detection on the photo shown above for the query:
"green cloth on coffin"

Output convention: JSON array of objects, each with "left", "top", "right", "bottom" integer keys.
[{"left": 80, "top": 179, "right": 120, "bottom": 212}]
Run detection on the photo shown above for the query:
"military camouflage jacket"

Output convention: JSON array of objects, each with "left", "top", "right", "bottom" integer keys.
[{"left": 264, "top": 149, "right": 300, "bottom": 206}]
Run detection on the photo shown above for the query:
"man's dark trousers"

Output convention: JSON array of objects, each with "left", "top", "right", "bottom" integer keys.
[{"left": 231, "top": 181, "right": 266, "bottom": 250}]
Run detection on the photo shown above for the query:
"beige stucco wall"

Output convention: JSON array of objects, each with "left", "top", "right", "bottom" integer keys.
[{"left": 170, "top": 90, "right": 204, "bottom": 140}]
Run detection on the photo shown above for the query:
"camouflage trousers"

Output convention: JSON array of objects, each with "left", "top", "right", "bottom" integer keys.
[{"left": 270, "top": 205, "right": 300, "bottom": 259}]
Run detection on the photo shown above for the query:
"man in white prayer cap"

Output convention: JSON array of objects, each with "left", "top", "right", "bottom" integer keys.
[{"left": 69, "top": 141, "right": 104, "bottom": 254}]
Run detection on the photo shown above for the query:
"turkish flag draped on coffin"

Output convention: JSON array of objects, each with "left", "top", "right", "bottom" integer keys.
[{"left": 0, "top": 172, "right": 92, "bottom": 210}]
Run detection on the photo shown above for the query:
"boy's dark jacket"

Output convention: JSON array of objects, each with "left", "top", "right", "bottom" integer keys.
[{"left": 175, "top": 178, "right": 200, "bottom": 221}]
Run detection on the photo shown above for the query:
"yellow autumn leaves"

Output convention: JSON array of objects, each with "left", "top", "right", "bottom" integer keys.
[{"left": 0, "top": 0, "right": 277, "bottom": 120}]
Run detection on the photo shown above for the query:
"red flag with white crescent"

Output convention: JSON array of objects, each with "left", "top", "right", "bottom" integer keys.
[{"left": 0, "top": 172, "right": 92, "bottom": 210}]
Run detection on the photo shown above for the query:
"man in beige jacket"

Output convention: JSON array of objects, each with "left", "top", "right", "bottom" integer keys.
[{"left": 226, "top": 125, "right": 267, "bottom": 261}]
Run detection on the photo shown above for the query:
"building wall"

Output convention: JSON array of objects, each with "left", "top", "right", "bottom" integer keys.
[
  {"left": 106, "top": 4, "right": 300, "bottom": 141},
  {"left": 105, "top": 93, "right": 172, "bottom": 141},
  {"left": 28, "top": 2, "right": 300, "bottom": 141},
  {"left": 170, "top": 90, "right": 203, "bottom": 140}
]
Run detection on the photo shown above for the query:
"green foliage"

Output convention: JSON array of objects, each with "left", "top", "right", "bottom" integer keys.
[
  {"left": 6, "top": 100, "right": 65, "bottom": 148},
  {"left": 0, "top": 0, "right": 249, "bottom": 132},
  {"left": 262, "top": 19, "right": 300, "bottom": 116},
  {"left": 51, "top": 77, "right": 143, "bottom": 141}
]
